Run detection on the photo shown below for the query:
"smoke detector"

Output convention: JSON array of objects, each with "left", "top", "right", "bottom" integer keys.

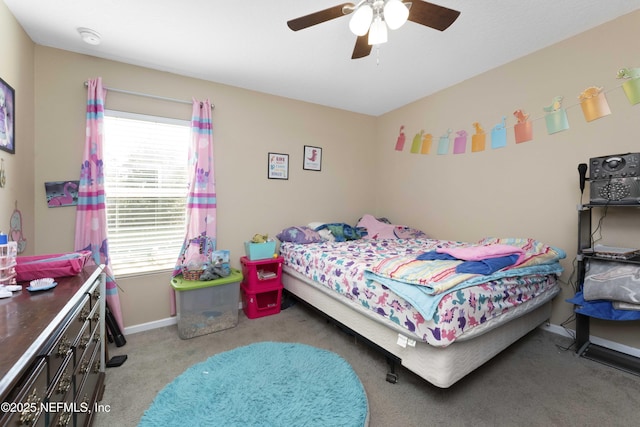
[{"left": 78, "top": 27, "right": 101, "bottom": 45}]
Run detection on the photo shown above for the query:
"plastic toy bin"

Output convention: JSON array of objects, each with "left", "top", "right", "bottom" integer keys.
[
  {"left": 171, "top": 269, "right": 242, "bottom": 339},
  {"left": 240, "top": 256, "right": 283, "bottom": 292},
  {"left": 244, "top": 241, "right": 277, "bottom": 260},
  {"left": 241, "top": 285, "right": 282, "bottom": 319}
]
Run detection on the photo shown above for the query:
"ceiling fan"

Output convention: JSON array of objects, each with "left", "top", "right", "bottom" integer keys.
[{"left": 287, "top": 1, "right": 461, "bottom": 59}]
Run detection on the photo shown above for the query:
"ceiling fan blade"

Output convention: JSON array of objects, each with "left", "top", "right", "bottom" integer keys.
[
  {"left": 407, "top": 1, "right": 461, "bottom": 31},
  {"left": 287, "top": 3, "right": 355, "bottom": 31},
  {"left": 351, "top": 34, "right": 372, "bottom": 59}
]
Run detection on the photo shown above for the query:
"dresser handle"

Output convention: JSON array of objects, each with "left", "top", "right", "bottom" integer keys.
[
  {"left": 93, "top": 360, "right": 101, "bottom": 374},
  {"left": 57, "top": 412, "right": 72, "bottom": 426},
  {"left": 56, "top": 337, "right": 71, "bottom": 358},
  {"left": 56, "top": 376, "right": 72, "bottom": 394},
  {"left": 79, "top": 335, "right": 90, "bottom": 350},
  {"left": 80, "top": 360, "right": 90, "bottom": 375},
  {"left": 19, "top": 388, "right": 42, "bottom": 424},
  {"left": 79, "top": 307, "right": 90, "bottom": 322}
]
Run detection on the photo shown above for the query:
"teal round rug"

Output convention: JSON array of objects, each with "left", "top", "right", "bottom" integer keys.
[{"left": 138, "top": 342, "right": 369, "bottom": 427}]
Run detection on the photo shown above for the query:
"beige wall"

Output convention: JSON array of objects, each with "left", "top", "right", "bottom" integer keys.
[
  {"left": 32, "top": 47, "right": 377, "bottom": 327},
  {"left": 375, "top": 11, "right": 640, "bottom": 348},
  {"left": 2, "top": 0, "right": 639, "bottom": 350},
  {"left": 0, "top": 3, "right": 35, "bottom": 254}
]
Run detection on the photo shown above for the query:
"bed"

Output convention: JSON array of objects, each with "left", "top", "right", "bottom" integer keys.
[{"left": 277, "top": 219, "right": 565, "bottom": 388}]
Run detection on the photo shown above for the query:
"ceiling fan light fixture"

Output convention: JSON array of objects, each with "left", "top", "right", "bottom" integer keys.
[
  {"left": 368, "top": 15, "right": 388, "bottom": 45},
  {"left": 383, "top": 0, "right": 409, "bottom": 30},
  {"left": 349, "top": 4, "right": 373, "bottom": 36}
]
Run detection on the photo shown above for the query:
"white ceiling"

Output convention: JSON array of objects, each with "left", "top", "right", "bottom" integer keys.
[{"left": 5, "top": 0, "right": 640, "bottom": 116}]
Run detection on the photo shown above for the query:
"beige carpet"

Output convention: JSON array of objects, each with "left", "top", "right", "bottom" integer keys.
[{"left": 94, "top": 301, "right": 639, "bottom": 427}]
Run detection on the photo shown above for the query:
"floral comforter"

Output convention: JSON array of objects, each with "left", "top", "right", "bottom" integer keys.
[{"left": 280, "top": 238, "right": 564, "bottom": 347}]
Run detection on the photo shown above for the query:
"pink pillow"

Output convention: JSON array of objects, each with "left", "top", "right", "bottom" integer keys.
[
  {"left": 394, "top": 226, "right": 429, "bottom": 239},
  {"left": 356, "top": 214, "right": 397, "bottom": 239}
]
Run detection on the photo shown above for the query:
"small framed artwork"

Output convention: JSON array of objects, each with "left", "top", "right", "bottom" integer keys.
[
  {"left": 268, "top": 152, "right": 289, "bottom": 180},
  {"left": 45, "top": 180, "right": 80, "bottom": 207},
  {"left": 0, "top": 77, "right": 15, "bottom": 154},
  {"left": 303, "top": 145, "right": 322, "bottom": 171}
]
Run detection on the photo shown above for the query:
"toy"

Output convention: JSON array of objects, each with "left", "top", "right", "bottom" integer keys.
[
  {"left": 200, "top": 259, "right": 231, "bottom": 281},
  {"left": 251, "top": 233, "right": 268, "bottom": 243}
]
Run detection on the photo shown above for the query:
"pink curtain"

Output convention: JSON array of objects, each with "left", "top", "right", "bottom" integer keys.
[
  {"left": 75, "top": 77, "right": 124, "bottom": 331},
  {"left": 170, "top": 99, "right": 216, "bottom": 314}
]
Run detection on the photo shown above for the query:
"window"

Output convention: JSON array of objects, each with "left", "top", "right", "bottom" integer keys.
[{"left": 103, "top": 110, "right": 190, "bottom": 276}]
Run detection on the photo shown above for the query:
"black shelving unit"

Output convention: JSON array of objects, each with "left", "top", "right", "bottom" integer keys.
[{"left": 575, "top": 203, "right": 640, "bottom": 376}]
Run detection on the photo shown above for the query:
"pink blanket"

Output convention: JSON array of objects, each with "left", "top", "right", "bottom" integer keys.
[{"left": 437, "top": 244, "right": 525, "bottom": 264}]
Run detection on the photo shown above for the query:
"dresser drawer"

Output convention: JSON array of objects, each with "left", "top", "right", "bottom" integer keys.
[
  {"left": 46, "top": 353, "right": 74, "bottom": 405},
  {"left": 0, "top": 358, "right": 47, "bottom": 427},
  {"left": 47, "top": 407, "right": 73, "bottom": 427},
  {"left": 85, "top": 277, "right": 101, "bottom": 310},
  {"left": 73, "top": 320, "right": 93, "bottom": 368},
  {"left": 44, "top": 295, "right": 91, "bottom": 383},
  {"left": 74, "top": 326, "right": 100, "bottom": 398},
  {"left": 75, "top": 343, "right": 101, "bottom": 411}
]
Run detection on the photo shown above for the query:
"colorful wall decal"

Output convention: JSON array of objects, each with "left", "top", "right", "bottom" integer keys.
[
  {"left": 471, "top": 122, "right": 486, "bottom": 152},
  {"left": 420, "top": 133, "right": 433, "bottom": 154},
  {"left": 390, "top": 65, "right": 640, "bottom": 156},
  {"left": 410, "top": 130, "right": 424, "bottom": 153},
  {"left": 617, "top": 67, "right": 640, "bottom": 105},
  {"left": 395, "top": 125, "right": 406, "bottom": 151},
  {"left": 10, "top": 201, "right": 26, "bottom": 253},
  {"left": 437, "top": 129, "right": 452, "bottom": 155},
  {"left": 453, "top": 130, "right": 467, "bottom": 154},
  {"left": 543, "top": 96, "right": 569, "bottom": 134},
  {"left": 490, "top": 116, "right": 507, "bottom": 149},
  {"left": 579, "top": 86, "right": 611, "bottom": 122},
  {"left": 513, "top": 109, "right": 532, "bottom": 143}
]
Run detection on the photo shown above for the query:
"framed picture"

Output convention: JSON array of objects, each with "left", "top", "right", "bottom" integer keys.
[
  {"left": 303, "top": 145, "right": 322, "bottom": 171},
  {"left": 45, "top": 180, "right": 80, "bottom": 207},
  {"left": 268, "top": 152, "right": 289, "bottom": 180},
  {"left": 0, "top": 77, "right": 15, "bottom": 154}
]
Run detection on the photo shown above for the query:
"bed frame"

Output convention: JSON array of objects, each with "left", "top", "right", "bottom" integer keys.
[{"left": 283, "top": 267, "right": 557, "bottom": 388}]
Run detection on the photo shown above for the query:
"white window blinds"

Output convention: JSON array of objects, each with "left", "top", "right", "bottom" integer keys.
[{"left": 103, "top": 110, "right": 190, "bottom": 276}]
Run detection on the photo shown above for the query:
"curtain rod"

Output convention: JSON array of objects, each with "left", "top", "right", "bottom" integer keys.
[{"left": 83, "top": 81, "right": 215, "bottom": 109}]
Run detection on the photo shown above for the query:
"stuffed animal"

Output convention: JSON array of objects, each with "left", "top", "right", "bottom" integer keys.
[
  {"left": 251, "top": 233, "right": 269, "bottom": 243},
  {"left": 200, "top": 260, "right": 231, "bottom": 281}
]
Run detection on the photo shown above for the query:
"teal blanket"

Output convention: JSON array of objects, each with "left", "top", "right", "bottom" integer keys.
[
  {"left": 365, "top": 262, "right": 564, "bottom": 321},
  {"left": 364, "top": 237, "right": 566, "bottom": 320}
]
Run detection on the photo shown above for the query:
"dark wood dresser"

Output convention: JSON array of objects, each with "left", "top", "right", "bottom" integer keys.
[{"left": 0, "top": 265, "right": 106, "bottom": 427}]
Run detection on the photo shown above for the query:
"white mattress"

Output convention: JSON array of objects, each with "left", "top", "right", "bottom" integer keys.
[{"left": 283, "top": 267, "right": 558, "bottom": 388}]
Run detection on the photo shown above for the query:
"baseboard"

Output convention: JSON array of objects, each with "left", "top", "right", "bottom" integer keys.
[
  {"left": 123, "top": 317, "right": 177, "bottom": 336},
  {"left": 122, "top": 315, "right": 640, "bottom": 359},
  {"left": 124, "top": 304, "right": 243, "bottom": 336},
  {"left": 540, "top": 323, "right": 640, "bottom": 358}
]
